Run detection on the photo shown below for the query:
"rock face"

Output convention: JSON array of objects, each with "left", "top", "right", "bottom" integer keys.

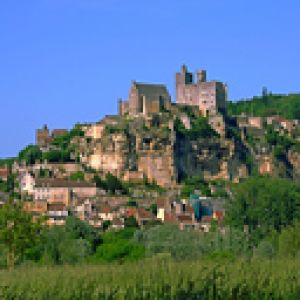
[
  {"left": 288, "top": 150, "right": 300, "bottom": 181},
  {"left": 79, "top": 110, "right": 251, "bottom": 188}
]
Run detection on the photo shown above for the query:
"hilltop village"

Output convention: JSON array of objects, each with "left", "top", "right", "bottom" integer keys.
[{"left": 1, "top": 65, "right": 300, "bottom": 231}]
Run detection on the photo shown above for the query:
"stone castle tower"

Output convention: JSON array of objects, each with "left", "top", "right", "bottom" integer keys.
[{"left": 176, "top": 65, "right": 227, "bottom": 117}]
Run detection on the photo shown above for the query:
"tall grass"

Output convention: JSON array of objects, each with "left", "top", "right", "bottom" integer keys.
[{"left": 0, "top": 257, "right": 299, "bottom": 299}]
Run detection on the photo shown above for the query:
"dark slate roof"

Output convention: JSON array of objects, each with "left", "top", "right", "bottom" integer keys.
[{"left": 134, "top": 82, "right": 170, "bottom": 100}]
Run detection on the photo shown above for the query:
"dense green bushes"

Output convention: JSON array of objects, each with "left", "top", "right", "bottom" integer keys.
[
  {"left": 180, "top": 175, "right": 211, "bottom": 197},
  {"left": 0, "top": 257, "right": 299, "bottom": 299},
  {"left": 90, "top": 229, "right": 144, "bottom": 263},
  {"left": 174, "top": 116, "right": 219, "bottom": 139},
  {"left": 94, "top": 173, "right": 128, "bottom": 194},
  {"left": 228, "top": 93, "right": 300, "bottom": 120},
  {"left": 226, "top": 176, "right": 300, "bottom": 241}
]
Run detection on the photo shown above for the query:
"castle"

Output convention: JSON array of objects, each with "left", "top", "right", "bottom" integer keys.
[
  {"left": 119, "top": 65, "right": 227, "bottom": 117},
  {"left": 36, "top": 125, "right": 68, "bottom": 148},
  {"left": 176, "top": 65, "right": 227, "bottom": 117}
]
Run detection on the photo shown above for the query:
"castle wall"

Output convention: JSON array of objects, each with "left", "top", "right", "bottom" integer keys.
[{"left": 176, "top": 66, "right": 227, "bottom": 117}]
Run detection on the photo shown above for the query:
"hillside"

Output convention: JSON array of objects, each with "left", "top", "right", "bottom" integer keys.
[{"left": 227, "top": 93, "right": 300, "bottom": 120}]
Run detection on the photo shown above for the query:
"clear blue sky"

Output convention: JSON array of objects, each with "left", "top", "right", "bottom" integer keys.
[{"left": 1, "top": 0, "right": 300, "bottom": 158}]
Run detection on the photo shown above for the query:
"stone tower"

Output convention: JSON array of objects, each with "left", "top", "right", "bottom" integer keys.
[{"left": 175, "top": 65, "right": 227, "bottom": 117}]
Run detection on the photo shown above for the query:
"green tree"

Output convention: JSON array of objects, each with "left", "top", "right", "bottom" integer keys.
[
  {"left": 124, "top": 216, "right": 139, "bottom": 228},
  {"left": 278, "top": 222, "right": 300, "bottom": 258},
  {"left": 0, "top": 200, "right": 42, "bottom": 269},
  {"left": 226, "top": 176, "right": 300, "bottom": 241},
  {"left": 181, "top": 175, "right": 211, "bottom": 197},
  {"left": 18, "top": 145, "right": 42, "bottom": 165},
  {"left": 36, "top": 217, "right": 101, "bottom": 264}
]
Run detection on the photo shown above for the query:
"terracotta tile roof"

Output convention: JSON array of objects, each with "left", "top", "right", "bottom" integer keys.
[
  {"left": 136, "top": 208, "right": 154, "bottom": 220},
  {"left": 157, "top": 197, "right": 169, "bottom": 208},
  {"left": 126, "top": 207, "right": 137, "bottom": 217},
  {"left": 35, "top": 178, "right": 96, "bottom": 188},
  {"left": 47, "top": 203, "right": 67, "bottom": 211},
  {"left": 164, "top": 212, "right": 177, "bottom": 224},
  {"left": 100, "top": 206, "right": 111, "bottom": 214},
  {"left": 213, "top": 211, "right": 224, "bottom": 221}
]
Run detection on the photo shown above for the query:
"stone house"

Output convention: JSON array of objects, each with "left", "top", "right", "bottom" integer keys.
[
  {"left": 23, "top": 201, "right": 48, "bottom": 215},
  {"left": 99, "top": 206, "right": 114, "bottom": 221},
  {"left": 135, "top": 208, "right": 155, "bottom": 227},
  {"left": 177, "top": 215, "right": 195, "bottom": 230},
  {"left": 33, "top": 179, "right": 97, "bottom": 203},
  {"left": 111, "top": 218, "right": 125, "bottom": 230},
  {"left": 72, "top": 198, "right": 94, "bottom": 221},
  {"left": 47, "top": 203, "right": 69, "bottom": 226},
  {"left": 19, "top": 172, "right": 35, "bottom": 195}
]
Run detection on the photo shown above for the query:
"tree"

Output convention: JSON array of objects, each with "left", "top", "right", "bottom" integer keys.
[
  {"left": 278, "top": 222, "right": 300, "bottom": 258},
  {"left": 0, "top": 200, "right": 42, "bottom": 269},
  {"left": 105, "top": 172, "right": 122, "bottom": 193},
  {"left": 36, "top": 217, "right": 101, "bottom": 264},
  {"left": 226, "top": 176, "right": 300, "bottom": 241},
  {"left": 181, "top": 175, "right": 211, "bottom": 197},
  {"left": 18, "top": 145, "right": 42, "bottom": 165},
  {"left": 127, "top": 200, "right": 137, "bottom": 207},
  {"left": 124, "top": 216, "right": 139, "bottom": 228}
]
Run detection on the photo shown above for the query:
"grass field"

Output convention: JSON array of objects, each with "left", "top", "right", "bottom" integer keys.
[{"left": 0, "top": 256, "right": 299, "bottom": 299}]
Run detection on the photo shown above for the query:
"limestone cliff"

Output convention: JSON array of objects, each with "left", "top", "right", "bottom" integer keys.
[{"left": 78, "top": 109, "right": 251, "bottom": 188}]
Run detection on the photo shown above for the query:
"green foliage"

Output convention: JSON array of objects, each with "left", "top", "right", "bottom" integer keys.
[
  {"left": 91, "top": 228, "right": 144, "bottom": 263},
  {"left": 69, "top": 171, "right": 85, "bottom": 182},
  {"left": 42, "top": 149, "right": 73, "bottom": 163},
  {"left": 102, "top": 220, "right": 112, "bottom": 231},
  {"left": 226, "top": 176, "right": 300, "bottom": 241},
  {"left": 127, "top": 200, "right": 137, "bottom": 207},
  {"left": 51, "top": 125, "right": 84, "bottom": 149},
  {"left": 136, "top": 225, "right": 251, "bottom": 260},
  {"left": 69, "top": 125, "right": 84, "bottom": 138},
  {"left": 27, "top": 217, "right": 101, "bottom": 265},
  {"left": 228, "top": 93, "right": 300, "bottom": 120},
  {"left": 181, "top": 175, "right": 211, "bottom": 197},
  {"left": 0, "top": 158, "right": 15, "bottom": 167},
  {"left": 18, "top": 145, "right": 42, "bottom": 165},
  {"left": 5, "top": 173, "right": 16, "bottom": 194},
  {"left": 1, "top": 258, "right": 300, "bottom": 299},
  {"left": 124, "top": 216, "right": 139, "bottom": 228},
  {"left": 149, "top": 203, "right": 157, "bottom": 215},
  {"left": 93, "top": 173, "right": 128, "bottom": 194},
  {"left": 277, "top": 221, "right": 300, "bottom": 258},
  {"left": 0, "top": 179, "right": 7, "bottom": 193},
  {"left": 253, "top": 240, "right": 276, "bottom": 259},
  {"left": 0, "top": 200, "right": 42, "bottom": 269},
  {"left": 174, "top": 117, "right": 218, "bottom": 140}
]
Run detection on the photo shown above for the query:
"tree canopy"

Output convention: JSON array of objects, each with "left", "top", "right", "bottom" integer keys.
[
  {"left": 0, "top": 200, "right": 42, "bottom": 269},
  {"left": 227, "top": 93, "right": 300, "bottom": 120},
  {"left": 226, "top": 176, "right": 300, "bottom": 240}
]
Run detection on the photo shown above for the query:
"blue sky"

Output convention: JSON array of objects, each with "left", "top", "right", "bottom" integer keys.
[{"left": 1, "top": 0, "right": 300, "bottom": 158}]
